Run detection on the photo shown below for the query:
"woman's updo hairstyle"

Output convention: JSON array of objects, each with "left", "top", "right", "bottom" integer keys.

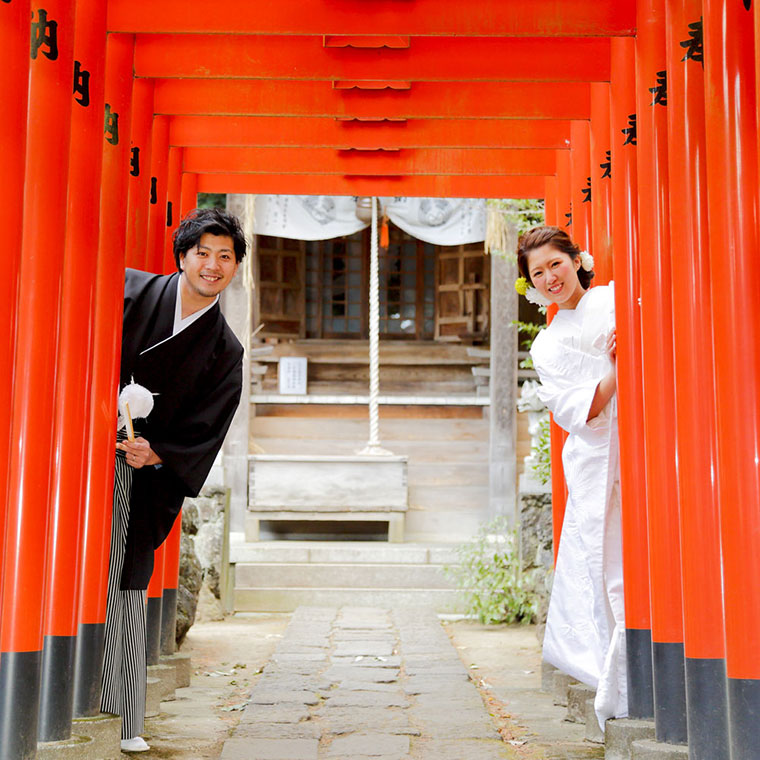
[{"left": 516, "top": 226, "right": 594, "bottom": 290}]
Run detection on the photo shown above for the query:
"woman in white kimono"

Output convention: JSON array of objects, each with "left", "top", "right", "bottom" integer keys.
[{"left": 516, "top": 226, "right": 627, "bottom": 731}]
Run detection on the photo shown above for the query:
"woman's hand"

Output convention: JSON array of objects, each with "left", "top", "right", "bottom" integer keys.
[
  {"left": 606, "top": 328, "right": 617, "bottom": 364},
  {"left": 117, "top": 437, "right": 162, "bottom": 469}
]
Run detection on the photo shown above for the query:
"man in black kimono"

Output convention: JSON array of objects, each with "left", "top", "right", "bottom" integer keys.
[{"left": 101, "top": 208, "right": 247, "bottom": 752}]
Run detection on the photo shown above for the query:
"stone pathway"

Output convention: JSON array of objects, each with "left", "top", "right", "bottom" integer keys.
[{"left": 220, "top": 606, "right": 512, "bottom": 760}]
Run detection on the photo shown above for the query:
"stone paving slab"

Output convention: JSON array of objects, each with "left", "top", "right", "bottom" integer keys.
[{"left": 220, "top": 606, "right": 514, "bottom": 759}]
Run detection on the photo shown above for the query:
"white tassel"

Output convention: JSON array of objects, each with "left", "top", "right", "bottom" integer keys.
[{"left": 117, "top": 380, "right": 155, "bottom": 433}]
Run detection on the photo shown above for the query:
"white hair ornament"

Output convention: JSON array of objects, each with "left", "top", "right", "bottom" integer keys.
[{"left": 579, "top": 250, "right": 595, "bottom": 272}]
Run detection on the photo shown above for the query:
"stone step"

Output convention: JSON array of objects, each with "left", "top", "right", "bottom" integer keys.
[
  {"left": 406, "top": 462, "right": 489, "bottom": 487},
  {"left": 408, "top": 485, "right": 489, "bottom": 511},
  {"left": 233, "top": 587, "right": 464, "bottom": 613},
  {"left": 251, "top": 417, "right": 489, "bottom": 441},
  {"left": 230, "top": 541, "right": 459, "bottom": 565},
  {"left": 631, "top": 738, "right": 689, "bottom": 759},
  {"left": 235, "top": 562, "right": 455, "bottom": 590},
  {"left": 250, "top": 438, "right": 489, "bottom": 463}
]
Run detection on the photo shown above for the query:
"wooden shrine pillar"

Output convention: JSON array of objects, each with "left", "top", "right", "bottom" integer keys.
[
  {"left": 0, "top": 0, "right": 30, "bottom": 630},
  {"left": 38, "top": 0, "right": 107, "bottom": 742},
  {"left": 0, "top": 1, "right": 77, "bottom": 756},
  {"left": 610, "top": 35, "right": 654, "bottom": 721},
  {"left": 569, "top": 120, "right": 592, "bottom": 252},
  {"left": 164, "top": 146, "right": 183, "bottom": 273},
  {"left": 636, "top": 0, "right": 688, "bottom": 743},
  {"left": 73, "top": 32, "right": 134, "bottom": 719},
  {"left": 146, "top": 114, "right": 170, "bottom": 273},
  {"left": 125, "top": 78, "right": 155, "bottom": 270},
  {"left": 665, "top": 1, "right": 729, "bottom": 757},
  {"left": 548, "top": 150, "right": 571, "bottom": 561},
  {"left": 703, "top": 2, "right": 760, "bottom": 757},
  {"left": 590, "top": 83, "right": 613, "bottom": 285}
]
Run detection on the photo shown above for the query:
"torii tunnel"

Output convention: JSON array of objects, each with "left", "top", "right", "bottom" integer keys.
[{"left": 1, "top": 1, "right": 759, "bottom": 758}]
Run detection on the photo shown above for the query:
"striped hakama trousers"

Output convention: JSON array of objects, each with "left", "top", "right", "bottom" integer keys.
[{"left": 100, "top": 446, "right": 148, "bottom": 740}]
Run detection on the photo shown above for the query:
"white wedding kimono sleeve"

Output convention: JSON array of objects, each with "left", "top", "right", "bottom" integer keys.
[{"left": 530, "top": 337, "right": 610, "bottom": 443}]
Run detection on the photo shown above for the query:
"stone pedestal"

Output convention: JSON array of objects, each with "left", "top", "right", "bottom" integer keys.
[
  {"left": 631, "top": 738, "right": 688, "bottom": 760},
  {"left": 585, "top": 699, "right": 604, "bottom": 744},
  {"left": 145, "top": 676, "right": 162, "bottom": 718},
  {"left": 37, "top": 713, "right": 121, "bottom": 760},
  {"left": 551, "top": 670, "right": 577, "bottom": 706},
  {"left": 605, "top": 718, "right": 657, "bottom": 760},
  {"left": 540, "top": 660, "right": 558, "bottom": 692},
  {"left": 161, "top": 651, "right": 192, "bottom": 688},
  {"left": 567, "top": 683, "right": 595, "bottom": 723},
  {"left": 148, "top": 663, "right": 176, "bottom": 701}
]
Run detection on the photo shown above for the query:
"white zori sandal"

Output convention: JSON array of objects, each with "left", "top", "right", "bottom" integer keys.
[{"left": 120, "top": 736, "right": 150, "bottom": 752}]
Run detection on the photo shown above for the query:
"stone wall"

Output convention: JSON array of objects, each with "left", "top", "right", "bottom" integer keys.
[
  {"left": 177, "top": 486, "right": 228, "bottom": 643},
  {"left": 518, "top": 489, "right": 553, "bottom": 631}
]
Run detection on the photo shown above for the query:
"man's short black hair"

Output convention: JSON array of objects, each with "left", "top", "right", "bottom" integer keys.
[{"left": 173, "top": 208, "right": 247, "bottom": 271}]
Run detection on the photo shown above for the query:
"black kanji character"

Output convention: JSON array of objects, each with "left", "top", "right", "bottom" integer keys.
[
  {"left": 582, "top": 177, "right": 591, "bottom": 203},
  {"left": 30, "top": 8, "right": 58, "bottom": 61},
  {"left": 104, "top": 103, "right": 119, "bottom": 145},
  {"left": 600, "top": 150, "right": 611, "bottom": 179},
  {"left": 622, "top": 114, "right": 637, "bottom": 146},
  {"left": 564, "top": 211, "right": 572, "bottom": 227},
  {"left": 130, "top": 147, "right": 140, "bottom": 177},
  {"left": 649, "top": 70, "right": 667, "bottom": 106},
  {"left": 166, "top": 201, "right": 173, "bottom": 226},
  {"left": 150, "top": 177, "right": 158, "bottom": 204},
  {"left": 680, "top": 18, "right": 703, "bottom": 64},
  {"left": 743, "top": 0, "right": 751, "bottom": 11},
  {"left": 73, "top": 60, "right": 90, "bottom": 107}
]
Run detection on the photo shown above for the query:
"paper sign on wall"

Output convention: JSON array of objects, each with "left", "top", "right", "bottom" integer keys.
[{"left": 278, "top": 357, "right": 308, "bottom": 395}]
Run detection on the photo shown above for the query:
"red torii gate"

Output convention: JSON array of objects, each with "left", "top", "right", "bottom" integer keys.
[{"left": 1, "top": 2, "right": 759, "bottom": 759}]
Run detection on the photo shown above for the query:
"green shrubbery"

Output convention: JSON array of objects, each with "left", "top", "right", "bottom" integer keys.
[{"left": 445, "top": 516, "right": 543, "bottom": 625}]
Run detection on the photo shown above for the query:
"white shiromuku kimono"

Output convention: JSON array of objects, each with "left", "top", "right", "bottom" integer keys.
[{"left": 530, "top": 283, "right": 628, "bottom": 730}]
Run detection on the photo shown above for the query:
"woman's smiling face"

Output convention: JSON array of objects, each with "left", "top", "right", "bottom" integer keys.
[{"left": 526, "top": 244, "right": 586, "bottom": 310}]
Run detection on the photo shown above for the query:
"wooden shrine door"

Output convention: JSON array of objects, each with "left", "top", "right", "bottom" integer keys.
[
  {"left": 257, "top": 235, "right": 306, "bottom": 338},
  {"left": 434, "top": 243, "right": 490, "bottom": 341}
]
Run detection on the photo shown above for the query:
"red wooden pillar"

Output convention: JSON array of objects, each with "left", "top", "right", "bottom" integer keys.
[
  {"left": 0, "top": 1, "right": 76, "bottom": 756},
  {"left": 703, "top": 2, "right": 760, "bottom": 757},
  {"left": 0, "top": 0, "right": 30, "bottom": 629},
  {"left": 590, "top": 83, "right": 613, "bottom": 285},
  {"left": 72, "top": 32, "right": 134, "bottom": 718},
  {"left": 549, "top": 150, "right": 571, "bottom": 561},
  {"left": 37, "top": 0, "right": 107, "bottom": 742},
  {"left": 544, "top": 176, "right": 558, "bottom": 226},
  {"left": 179, "top": 171, "right": 198, "bottom": 222},
  {"left": 160, "top": 517, "right": 183, "bottom": 656},
  {"left": 125, "top": 78, "right": 154, "bottom": 270},
  {"left": 636, "top": 0, "right": 688, "bottom": 743},
  {"left": 164, "top": 146, "right": 183, "bottom": 273},
  {"left": 610, "top": 35, "right": 654, "bottom": 721},
  {"left": 665, "top": 1, "right": 729, "bottom": 757},
  {"left": 146, "top": 115, "right": 170, "bottom": 273},
  {"left": 569, "top": 120, "right": 592, "bottom": 252},
  {"left": 145, "top": 545, "right": 166, "bottom": 667}
]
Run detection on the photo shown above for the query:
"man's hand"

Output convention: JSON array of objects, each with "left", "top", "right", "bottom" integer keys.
[{"left": 117, "top": 437, "right": 162, "bottom": 469}]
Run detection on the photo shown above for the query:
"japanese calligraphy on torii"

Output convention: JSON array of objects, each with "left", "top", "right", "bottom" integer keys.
[
  {"left": 649, "top": 71, "right": 667, "bottom": 107},
  {"left": 680, "top": 18, "right": 703, "bottom": 65},
  {"left": 622, "top": 114, "right": 637, "bottom": 146}
]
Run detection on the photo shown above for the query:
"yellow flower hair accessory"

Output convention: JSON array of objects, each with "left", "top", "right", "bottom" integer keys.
[{"left": 515, "top": 276, "right": 529, "bottom": 296}]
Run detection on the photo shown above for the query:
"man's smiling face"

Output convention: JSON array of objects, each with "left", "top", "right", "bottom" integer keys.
[{"left": 179, "top": 232, "right": 239, "bottom": 300}]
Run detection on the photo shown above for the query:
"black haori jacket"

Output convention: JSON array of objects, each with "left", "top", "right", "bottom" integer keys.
[{"left": 118, "top": 269, "right": 243, "bottom": 589}]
